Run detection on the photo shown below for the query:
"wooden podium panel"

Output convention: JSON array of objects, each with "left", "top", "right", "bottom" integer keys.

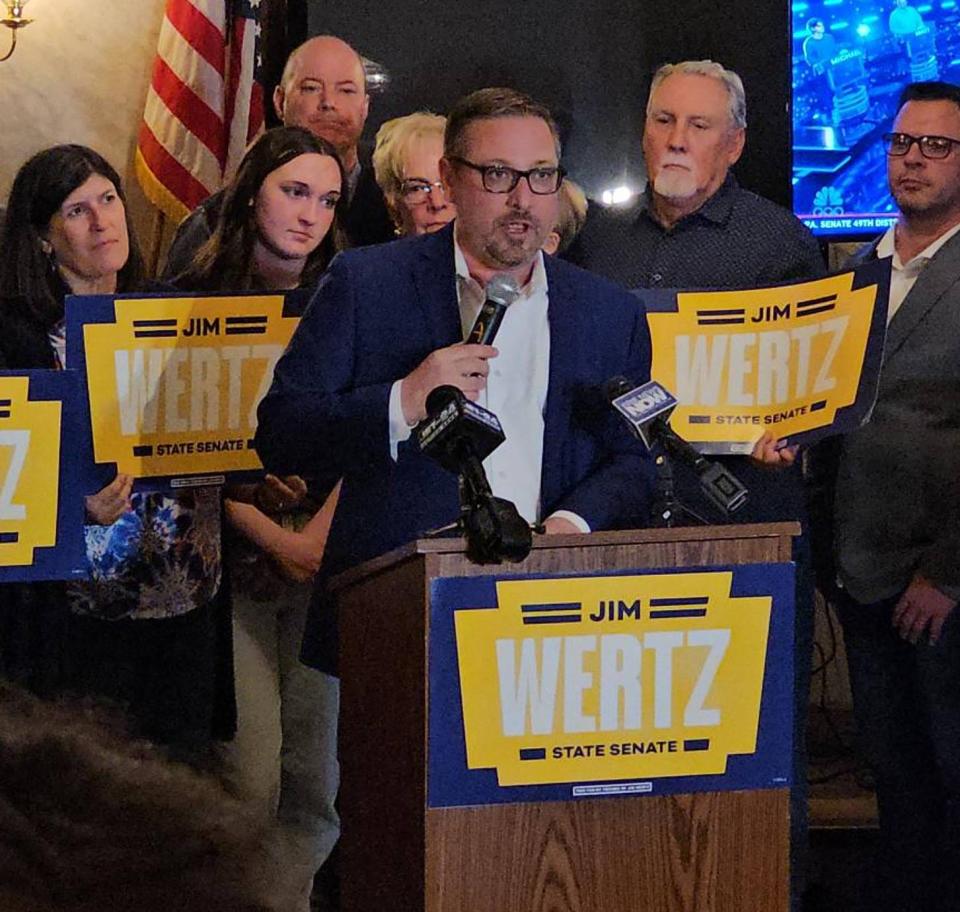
[
  {"left": 425, "top": 791, "right": 788, "bottom": 912},
  {"left": 334, "top": 524, "right": 796, "bottom": 912}
]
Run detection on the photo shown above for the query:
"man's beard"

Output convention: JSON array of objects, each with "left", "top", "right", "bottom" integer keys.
[
  {"left": 483, "top": 210, "right": 545, "bottom": 268},
  {"left": 652, "top": 167, "right": 699, "bottom": 201},
  {"left": 894, "top": 192, "right": 931, "bottom": 219},
  {"left": 892, "top": 180, "right": 950, "bottom": 220}
]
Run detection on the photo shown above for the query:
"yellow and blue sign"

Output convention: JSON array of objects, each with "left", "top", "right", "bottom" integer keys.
[
  {"left": 0, "top": 370, "right": 86, "bottom": 582},
  {"left": 428, "top": 563, "right": 794, "bottom": 807},
  {"left": 639, "top": 258, "right": 890, "bottom": 454},
  {"left": 66, "top": 289, "right": 308, "bottom": 488}
]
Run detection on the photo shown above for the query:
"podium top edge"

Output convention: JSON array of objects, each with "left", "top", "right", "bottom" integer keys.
[{"left": 328, "top": 522, "right": 801, "bottom": 591}]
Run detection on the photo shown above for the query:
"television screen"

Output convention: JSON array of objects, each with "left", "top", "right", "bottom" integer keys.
[{"left": 791, "top": 0, "right": 960, "bottom": 239}]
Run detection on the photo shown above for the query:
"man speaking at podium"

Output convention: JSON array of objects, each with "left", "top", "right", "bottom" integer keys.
[{"left": 256, "top": 87, "right": 655, "bottom": 673}]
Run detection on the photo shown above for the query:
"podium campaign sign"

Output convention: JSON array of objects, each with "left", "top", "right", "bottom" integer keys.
[
  {"left": 638, "top": 258, "right": 890, "bottom": 454},
  {"left": 66, "top": 290, "right": 305, "bottom": 487},
  {"left": 0, "top": 370, "right": 86, "bottom": 582},
  {"left": 428, "top": 563, "right": 794, "bottom": 807}
]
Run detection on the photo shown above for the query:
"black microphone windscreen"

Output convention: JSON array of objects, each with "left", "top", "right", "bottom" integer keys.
[
  {"left": 604, "top": 376, "right": 633, "bottom": 402},
  {"left": 425, "top": 384, "right": 463, "bottom": 417}
]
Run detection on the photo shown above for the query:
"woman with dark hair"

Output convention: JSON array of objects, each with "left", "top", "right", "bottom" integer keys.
[
  {"left": 174, "top": 125, "right": 345, "bottom": 912},
  {"left": 177, "top": 125, "right": 347, "bottom": 291},
  {"left": 0, "top": 145, "right": 143, "bottom": 696},
  {"left": 0, "top": 145, "right": 227, "bottom": 766},
  {"left": 0, "top": 144, "right": 145, "bottom": 369}
]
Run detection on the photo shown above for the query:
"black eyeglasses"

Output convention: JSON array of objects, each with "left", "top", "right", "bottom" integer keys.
[
  {"left": 882, "top": 132, "right": 960, "bottom": 160},
  {"left": 449, "top": 157, "right": 565, "bottom": 194}
]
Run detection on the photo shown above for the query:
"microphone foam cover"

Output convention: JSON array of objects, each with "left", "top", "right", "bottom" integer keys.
[
  {"left": 603, "top": 375, "right": 633, "bottom": 402},
  {"left": 425, "top": 384, "right": 463, "bottom": 417},
  {"left": 485, "top": 273, "right": 521, "bottom": 308}
]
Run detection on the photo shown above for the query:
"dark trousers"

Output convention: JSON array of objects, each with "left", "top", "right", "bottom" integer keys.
[
  {"left": 65, "top": 601, "right": 226, "bottom": 766},
  {"left": 838, "top": 591, "right": 960, "bottom": 912}
]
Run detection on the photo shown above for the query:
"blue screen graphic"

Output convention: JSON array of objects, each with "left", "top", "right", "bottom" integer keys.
[{"left": 792, "top": 0, "right": 960, "bottom": 239}]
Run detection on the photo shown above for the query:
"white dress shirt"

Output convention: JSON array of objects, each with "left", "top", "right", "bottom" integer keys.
[
  {"left": 387, "top": 234, "right": 589, "bottom": 530},
  {"left": 876, "top": 220, "right": 960, "bottom": 324}
]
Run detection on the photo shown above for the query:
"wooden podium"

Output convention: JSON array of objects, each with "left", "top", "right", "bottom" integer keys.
[{"left": 331, "top": 523, "right": 797, "bottom": 912}]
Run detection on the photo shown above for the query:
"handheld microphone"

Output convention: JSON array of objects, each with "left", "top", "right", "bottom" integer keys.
[
  {"left": 416, "top": 385, "right": 531, "bottom": 564},
  {"left": 465, "top": 273, "right": 520, "bottom": 344},
  {"left": 606, "top": 377, "right": 748, "bottom": 516}
]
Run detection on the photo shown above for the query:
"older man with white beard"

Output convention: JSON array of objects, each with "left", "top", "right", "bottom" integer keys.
[
  {"left": 569, "top": 59, "right": 825, "bottom": 912},
  {"left": 569, "top": 59, "right": 822, "bottom": 288}
]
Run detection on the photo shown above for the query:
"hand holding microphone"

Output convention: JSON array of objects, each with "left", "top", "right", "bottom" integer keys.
[
  {"left": 400, "top": 343, "right": 497, "bottom": 424},
  {"left": 399, "top": 273, "right": 520, "bottom": 425}
]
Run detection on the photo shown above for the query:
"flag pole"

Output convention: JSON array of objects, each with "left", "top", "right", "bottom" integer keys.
[{"left": 147, "top": 206, "right": 168, "bottom": 279}]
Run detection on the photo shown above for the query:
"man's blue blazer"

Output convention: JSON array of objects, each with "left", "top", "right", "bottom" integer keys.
[{"left": 256, "top": 223, "right": 654, "bottom": 670}]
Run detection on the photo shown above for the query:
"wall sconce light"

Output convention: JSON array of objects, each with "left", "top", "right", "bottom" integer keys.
[{"left": 1, "top": 0, "right": 33, "bottom": 62}]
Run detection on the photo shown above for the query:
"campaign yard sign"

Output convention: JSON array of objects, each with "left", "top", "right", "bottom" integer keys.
[
  {"left": 0, "top": 370, "right": 86, "bottom": 582},
  {"left": 428, "top": 563, "right": 794, "bottom": 808},
  {"left": 639, "top": 258, "right": 890, "bottom": 454},
  {"left": 66, "top": 290, "right": 305, "bottom": 488}
]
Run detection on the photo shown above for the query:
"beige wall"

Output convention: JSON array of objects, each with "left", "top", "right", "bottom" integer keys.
[{"left": 0, "top": 0, "right": 172, "bottom": 268}]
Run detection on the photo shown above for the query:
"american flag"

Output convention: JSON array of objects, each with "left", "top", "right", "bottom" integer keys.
[{"left": 136, "top": 0, "right": 265, "bottom": 224}]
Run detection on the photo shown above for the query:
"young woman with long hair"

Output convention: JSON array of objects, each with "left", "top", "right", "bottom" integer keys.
[{"left": 175, "top": 125, "right": 347, "bottom": 912}]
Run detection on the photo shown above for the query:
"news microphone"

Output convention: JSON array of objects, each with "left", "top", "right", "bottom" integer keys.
[
  {"left": 417, "top": 385, "right": 505, "bottom": 492},
  {"left": 416, "top": 385, "right": 531, "bottom": 563},
  {"left": 606, "top": 377, "right": 748, "bottom": 517},
  {"left": 465, "top": 273, "right": 520, "bottom": 344}
]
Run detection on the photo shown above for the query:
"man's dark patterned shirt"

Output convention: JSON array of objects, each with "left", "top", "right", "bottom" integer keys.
[{"left": 568, "top": 174, "right": 824, "bottom": 291}]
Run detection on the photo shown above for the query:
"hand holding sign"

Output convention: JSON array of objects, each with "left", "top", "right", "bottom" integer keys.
[
  {"left": 750, "top": 430, "right": 799, "bottom": 469},
  {"left": 84, "top": 473, "right": 133, "bottom": 525},
  {"left": 254, "top": 474, "right": 308, "bottom": 514}
]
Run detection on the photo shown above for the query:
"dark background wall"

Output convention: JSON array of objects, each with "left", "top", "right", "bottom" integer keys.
[{"left": 285, "top": 0, "right": 791, "bottom": 208}]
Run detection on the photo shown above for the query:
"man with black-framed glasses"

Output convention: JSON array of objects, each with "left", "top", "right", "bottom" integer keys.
[
  {"left": 257, "top": 85, "right": 654, "bottom": 667},
  {"left": 806, "top": 79, "right": 960, "bottom": 912}
]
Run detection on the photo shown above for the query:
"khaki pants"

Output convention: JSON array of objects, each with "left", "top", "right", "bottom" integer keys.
[{"left": 220, "top": 579, "right": 339, "bottom": 911}]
